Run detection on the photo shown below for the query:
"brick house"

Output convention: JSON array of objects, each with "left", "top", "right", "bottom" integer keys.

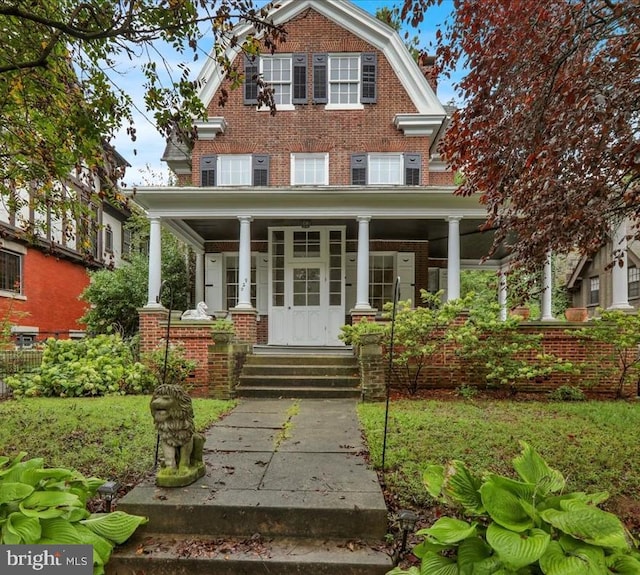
[
  {"left": 0, "top": 148, "right": 131, "bottom": 345},
  {"left": 134, "top": 0, "right": 518, "bottom": 348}
]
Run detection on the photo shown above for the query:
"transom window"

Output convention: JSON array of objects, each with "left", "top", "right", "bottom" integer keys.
[
  {"left": 0, "top": 250, "right": 21, "bottom": 294},
  {"left": 291, "top": 153, "right": 328, "bottom": 185},
  {"left": 293, "top": 231, "right": 321, "bottom": 258},
  {"left": 629, "top": 266, "right": 640, "bottom": 299}
]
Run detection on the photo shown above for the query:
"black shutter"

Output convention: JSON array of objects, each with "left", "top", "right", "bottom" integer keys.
[
  {"left": 201, "top": 155, "right": 216, "bottom": 187},
  {"left": 361, "top": 52, "right": 377, "bottom": 104},
  {"left": 252, "top": 155, "right": 270, "bottom": 186},
  {"left": 313, "top": 53, "right": 328, "bottom": 104},
  {"left": 351, "top": 154, "right": 367, "bottom": 185},
  {"left": 404, "top": 153, "right": 421, "bottom": 186},
  {"left": 244, "top": 54, "right": 259, "bottom": 105},
  {"left": 292, "top": 53, "right": 307, "bottom": 104}
]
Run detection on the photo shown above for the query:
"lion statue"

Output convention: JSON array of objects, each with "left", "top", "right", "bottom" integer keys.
[
  {"left": 150, "top": 383, "right": 205, "bottom": 487},
  {"left": 181, "top": 301, "right": 212, "bottom": 321}
]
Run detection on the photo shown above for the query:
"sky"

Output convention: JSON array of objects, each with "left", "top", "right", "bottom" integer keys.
[{"left": 112, "top": 0, "right": 458, "bottom": 187}]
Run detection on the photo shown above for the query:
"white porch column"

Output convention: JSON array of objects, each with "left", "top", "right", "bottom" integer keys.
[
  {"left": 541, "top": 252, "right": 555, "bottom": 320},
  {"left": 236, "top": 216, "right": 253, "bottom": 310},
  {"left": 610, "top": 221, "right": 633, "bottom": 310},
  {"left": 146, "top": 217, "right": 163, "bottom": 307},
  {"left": 194, "top": 249, "right": 205, "bottom": 304},
  {"left": 355, "top": 216, "right": 372, "bottom": 310},
  {"left": 447, "top": 216, "right": 461, "bottom": 301},
  {"left": 498, "top": 269, "right": 508, "bottom": 321}
]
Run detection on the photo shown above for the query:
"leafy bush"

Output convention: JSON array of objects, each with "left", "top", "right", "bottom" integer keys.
[
  {"left": 141, "top": 342, "right": 197, "bottom": 387},
  {"left": 384, "top": 291, "right": 465, "bottom": 395},
  {"left": 390, "top": 442, "right": 640, "bottom": 574},
  {"left": 6, "top": 334, "right": 155, "bottom": 397},
  {"left": 451, "top": 300, "right": 576, "bottom": 390},
  {"left": 0, "top": 453, "right": 147, "bottom": 575},
  {"left": 571, "top": 308, "right": 640, "bottom": 398},
  {"left": 339, "top": 318, "right": 386, "bottom": 346},
  {"left": 454, "top": 384, "right": 478, "bottom": 400},
  {"left": 548, "top": 385, "right": 586, "bottom": 402}
]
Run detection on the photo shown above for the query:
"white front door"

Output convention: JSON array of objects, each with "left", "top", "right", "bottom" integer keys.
[{"left": 269, "top": 227, "right": 344, "bottom": 346}]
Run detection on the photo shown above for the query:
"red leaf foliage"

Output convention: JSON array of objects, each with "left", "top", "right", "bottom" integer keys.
[{"left": 403, "top": 0, "right": 640, "bottom": 274}]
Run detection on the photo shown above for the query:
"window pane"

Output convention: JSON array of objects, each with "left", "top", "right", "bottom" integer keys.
[
  {"left": 0, "top": 250, "right": 21, "bottom": 293},
  {"left": 263, "top": 57, "right": 292, "bottom": 106},
  {"left": 219, "top": 156, "right": 251, "bottom": 186},
  {"left": 293, "top": 155, "right": 327, "bottom": 185},
  {"left": 369, "top": 155, "right": 402, "bottom": 184}
]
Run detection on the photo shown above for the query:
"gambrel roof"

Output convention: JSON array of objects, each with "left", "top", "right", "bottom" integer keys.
[{"left": 195, "top": 0, "right": 446, "bottom": 119}]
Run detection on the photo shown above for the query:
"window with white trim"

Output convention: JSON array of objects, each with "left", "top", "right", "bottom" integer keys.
[
  {"left": 200, "top": 154, "right": 270, "bottom": 187},
  {"left": 369, "top": 253, "right": 395, "bottom": 310},
  {"left": 629, "top": 266, "right": 640, "bottom": 299},
  {"left": 351, "top": 153, "right": 421, "bottom": 186},
  {"left": 225, "top": 254, "right": 256, "bottom": 309},
  {"left": 0, "top": 249, "right": 22, "bottom": 294},
  {"left": 291, "top": 153, "right": 328, "bottom": 185},
  {"left": 104, "top": 225, "right": 113, "bottom": 253},
  {"left": 588, "top": 276, "right": 600, "bottom": 305},
  {"left": 244, "top": 54, "right": 307, "bottom": 109}
]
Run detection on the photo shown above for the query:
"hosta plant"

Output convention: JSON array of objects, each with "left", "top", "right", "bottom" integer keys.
[
  {"left": 0, "top": 453, "right": 147, "bottom": 575},
  {"left": 388, "top": 442, "right": 640, "bottom": 574}
]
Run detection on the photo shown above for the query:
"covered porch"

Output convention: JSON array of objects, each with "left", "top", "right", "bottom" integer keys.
[{"left": 133, "top": 185, "right": 549, "bottom": 346}]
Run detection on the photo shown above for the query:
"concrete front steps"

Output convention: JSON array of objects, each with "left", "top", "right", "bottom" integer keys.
[{"left": 236, "top": 348, "right": 361, "bottom": 399}]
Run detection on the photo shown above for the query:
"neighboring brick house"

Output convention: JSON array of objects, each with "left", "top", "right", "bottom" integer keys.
[
  {"left": 565, "top": 221, "right": 640, "bottom": 317},
  {"left": 135, "top": 0, "right": 514, "bottom": 347},
  {"left": 0, "top": 148, "right": 131, "bottom": 345}
]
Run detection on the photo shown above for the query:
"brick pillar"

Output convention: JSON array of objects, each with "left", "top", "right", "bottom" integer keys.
[
  {"left": 138, "top": 307, "right": 169, "bottom": 354},
  {"left": 230, "top": 309, "right": 258, "bottom": 345},
  {"left": 351, "top": 309, "right": 378, "bottom": 325},
  {"left": 208, "top": 340, "right": 250, "bottom": 399},
  {"left": 358, "top": 335, "right": 386, "bottom": 402}
]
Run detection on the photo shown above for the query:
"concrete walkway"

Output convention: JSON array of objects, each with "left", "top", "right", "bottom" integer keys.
[{"left": 111, "top": 399, "right": 392, "bottom": 574}]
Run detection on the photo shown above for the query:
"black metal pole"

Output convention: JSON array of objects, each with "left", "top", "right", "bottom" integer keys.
[
  {"left": 381, "top": 276, "right": 401, "bottom": 479},
  {"left": 154, "top": 280, "right": 173, "bottom": 469}
]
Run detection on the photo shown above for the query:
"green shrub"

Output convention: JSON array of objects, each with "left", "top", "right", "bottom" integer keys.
[
  {"left": 548, "top": 385, "right": 586, "bottom": 401},
  {"left": 0, "top": 452, "right": 147, "bottom": 575},
  {"left": 6, "top": 334, "right": 155, "bottom": 397},
  {"left": 339, "top": 318, "right": 386, "bottom": 346},
  {"left": 389, "top": 442, "right": 640, "bottom": 574},
  {"left": 454, "top": 384, "right": 478, "bottom": 400},
  {"left": 141, "top": 342, "right": 197, "bottom": 387}
]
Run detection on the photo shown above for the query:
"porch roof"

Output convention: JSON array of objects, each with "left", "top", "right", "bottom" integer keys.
[{"left": 131, "top": 185, "right": 508, "bottom": 261}]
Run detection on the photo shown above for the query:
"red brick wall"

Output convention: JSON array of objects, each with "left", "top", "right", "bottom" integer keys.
[
  {"left": 0, "top": 249, "right": 91, "bottom": 335},
  {"left": 193, "top": 8, "right": 440, "bottom": 186}
]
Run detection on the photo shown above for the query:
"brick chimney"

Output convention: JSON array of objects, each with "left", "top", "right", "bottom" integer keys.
[{"left": 418, "top": 54, "right": 438, "bottom": 94}]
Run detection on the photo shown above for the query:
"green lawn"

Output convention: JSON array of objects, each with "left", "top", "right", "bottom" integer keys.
[
  {"left": 358, "top": 399, "right": 640, "bottom": 510},
  {"left": 0, "top": 396, "right": 235, "bottom": 486}
]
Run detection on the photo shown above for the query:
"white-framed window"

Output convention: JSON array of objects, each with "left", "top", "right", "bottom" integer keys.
[
  {"left": 245, "top": 53, "right": 307, "bottom": 110},
  {"left": 589, "top": 276, "right": 600, "bottom": 305},
  {"left": 351, "top": 153, "right": 421, "bottom": 186},
  {"left": 369, "top": 253, "right": 395, "bottom": 310},
  {"left": 0, "top": 249, "right": 22, "bottom": 295},
  {"left": 262, "top": 56, "right": 292, "bottom": 107},
  {"left": 329, "top": 55, "right": 360, "bottom": 106},
  {"left": 104, "top": 225, "right": 113, "bottom": 253},
  {"left": 629, "top": 266, "right": 640, "bottom": 299},
  {"left": 224, "top": 254, "right": 256, "bottom": 310},
  {"left": 291, "top": 153, "right": 329, "bottom": 185},
  {"left": 218, "top": 155, "right": 252, "bottom": 186},
  {"left": 200, "top": 154, "right": 269, "bottom": 187}
]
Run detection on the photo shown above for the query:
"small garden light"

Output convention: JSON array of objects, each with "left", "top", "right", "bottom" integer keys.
[
  {"left": 97, "top": 480, "right": 120, "bottom": 512},
  {"left": 397, "top": 509, "right": 419, "bottom": 561}
]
